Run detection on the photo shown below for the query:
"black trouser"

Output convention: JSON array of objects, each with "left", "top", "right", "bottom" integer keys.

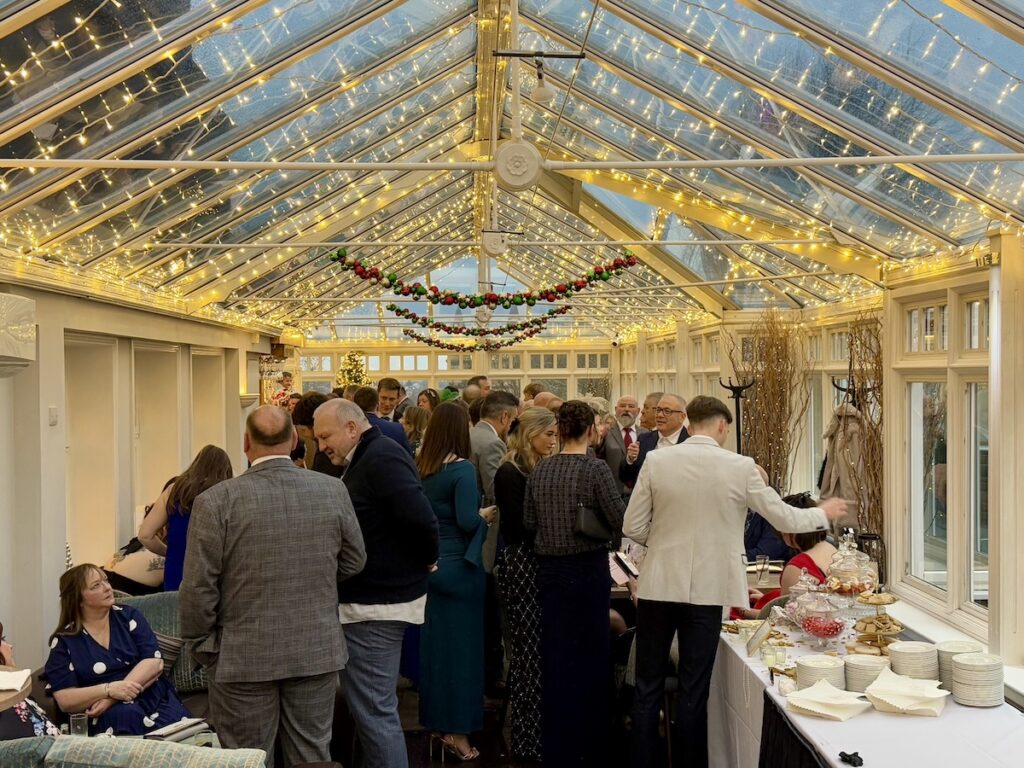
[{"left": 630, "top": 599, "right": 723, "bottom": 768}]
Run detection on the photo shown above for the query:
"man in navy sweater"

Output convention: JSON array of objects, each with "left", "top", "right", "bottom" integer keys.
[
  {"left": 352, "top": 386, "right": 414, "bottom": 456},
  {"left": 314, "top": 398, "right": 439, "bottom": 768}
]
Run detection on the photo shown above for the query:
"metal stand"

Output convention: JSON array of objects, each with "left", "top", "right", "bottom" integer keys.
[{"left": 719, "top": 377, "right": 755, "bottom": 455}]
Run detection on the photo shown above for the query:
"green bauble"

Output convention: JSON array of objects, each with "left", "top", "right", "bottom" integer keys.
[
  {"left": 527, "top": 297, "right": 536, "bottom": 306},
  {"left": 512, "top": 295, "right": 524, "bottom": 305}
]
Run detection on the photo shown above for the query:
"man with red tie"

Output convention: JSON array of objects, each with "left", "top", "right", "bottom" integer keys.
[{"left": 599, "top": 395, "right": 648, "bottom": 499}]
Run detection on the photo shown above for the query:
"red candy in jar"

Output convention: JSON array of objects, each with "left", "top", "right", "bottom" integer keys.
[{"left": 802, "top": 616, "right": 844, "bottom": 638}]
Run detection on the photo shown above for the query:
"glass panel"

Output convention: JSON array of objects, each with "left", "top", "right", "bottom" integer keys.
[
  {"left": 908, "top": 382, "right": 948, "bottom": 591},
  {"left": 436, "top": 354, "right": 449, "bottom": 372},
  {"left": 530, "top": 377, "right": 567, "bottom": 399},
  {"left": 556, "top": 354, "right": 568, "bottom": 369},
  {"left": 969, "top": 382, "right": 989, "bottom": 608},
  {"left": 809, "top": 334, "right": 822, "bottom": 362},
  {"left": 923, "top": 307, "right": 936, "bottom": 352},
  {"left": 577, "top": 353, "right": 586, "bottom": 368},
  {"left": 366, "top": 356, "right": 381, "bottom": 373},
  {"left": 588, "top": 354, "right": 598, "bottom": 368},
  {"left": 908, "top": 308, "right": 920, "bottom": 353},
  {"left": 490, "top": 378, "right": 521, "bottom": 394},
  {"left": 831, "top": 331, "right": 849, "bottom": 361},
  {"left": 966, "top": 300, "right": 982, "bottom": 350},
  {"left": 600, "top": 354, "right": 609, "bottom": 368},
  {"left": 416, "top": 355, "right": 428, "bottom": 372},
  {"left": 388, "top": 355, "right": 401, "bottom": 371},
  {"left": 530, "top": 354, "right": 541, "bottom": 369},
  {"left": 543, "top": 354, "right": 554, "bottom": 369},
  {"left": 809, "top": 376, "right": 823, "bottom": 491},
  {"left": 577, "top": 376, "right": 611, "bottom": 399},
  {"left": 402, "top": 355, "right": 414, "bottom": 370},
  {"left": 301, "top": 379, "right": 333, "bottom": 395},
  {"left": 939, "top": 305, "right": 949, "bottom": 352}
]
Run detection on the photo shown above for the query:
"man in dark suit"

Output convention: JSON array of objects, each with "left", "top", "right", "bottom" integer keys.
[
  {"left": 375, "top": 377, "right": 402, "bottom": 422},
  {"left": 314, "top": 398, "right": 439, "bottom": 768},
  {"left": 181, "top": 406, "right": 366, "bottom": 768},
  {"left": 393, "top": 385, "right": 410, "bottom": 420},
  {"left": 620, "top": 393, "right": 689, "bottom": 489},
  {"left": 601, "top": 394, "right": 648, "bottom": 498},
  {"left": 292, "top": 391, "right": 343, "bottom": 477},
  {"left": 353, "top": 386, "right": 413, "bottom": 456}
]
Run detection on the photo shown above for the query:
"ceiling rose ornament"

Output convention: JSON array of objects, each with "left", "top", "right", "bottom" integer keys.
[
  {"left": 494, "top": 139, "right": 543, "bottom": 192},
  {"left": 328, "top": 248, "right": 639, "bottom": 309},
  {"left": 481, "top": 230, "right": 510, "bottom": 257}
]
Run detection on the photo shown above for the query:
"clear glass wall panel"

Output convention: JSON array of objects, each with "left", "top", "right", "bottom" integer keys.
[
  {"left": 908, "top": 381, "right": 948, "bottom": 590},
  {"left": 969, "top": 382, "right": 989, "bottom": 608}
]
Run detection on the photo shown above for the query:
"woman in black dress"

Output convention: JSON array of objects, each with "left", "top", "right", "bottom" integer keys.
[
  {"left": 493, "top": 407, "right": 558, "bottom": 761},
  {"left": 524, "top": 401, "right": 625, "bottom": 768}
]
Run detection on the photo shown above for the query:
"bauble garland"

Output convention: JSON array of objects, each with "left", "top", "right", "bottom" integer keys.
[
  {"left": 386, "top": 303, "right": 570, "bottom": 336},
  {"left": 403, "top": 327, "right": 544, "bottom": 351},
  {"left": 328, "top": 248, "right": 638, "bottom": 309}
]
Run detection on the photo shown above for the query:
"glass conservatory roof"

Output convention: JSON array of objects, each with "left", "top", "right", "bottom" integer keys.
[{"left": 0, "top": 0, "right": 1020, "bottom": 338}]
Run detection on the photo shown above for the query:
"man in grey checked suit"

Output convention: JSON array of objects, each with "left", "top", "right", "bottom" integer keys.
[
  {"left": 600, "top": 394, "right": 648, "bottom": 498},
  {"left": 181, "top": 406, "right": 366, "bottom": 768}
]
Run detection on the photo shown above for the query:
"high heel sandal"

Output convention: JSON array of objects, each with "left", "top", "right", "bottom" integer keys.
[{"left": 428, "top": 733, "right": 479, "bottom": 762}]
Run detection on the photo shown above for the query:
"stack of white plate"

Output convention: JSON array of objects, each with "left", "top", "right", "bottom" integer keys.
[
  {"left": 887, "top": 641, "right": 939, "bottom": 680},
  {"left": 844, "top": 655, "right": 891, "bottom": 693},
  {"left": 796, "top": 655, "right": 846, "bottom": 690},
  {"left": 951, "top": 653, "right": 1004, "bottom": 707},
  {"left": 936, "top": 640, "right": 984, "bottom": 689}
]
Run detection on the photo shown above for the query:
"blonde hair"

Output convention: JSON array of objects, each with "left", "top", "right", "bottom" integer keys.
[{"left": 502, "top": 407, "right": 558, "bottom": 474}]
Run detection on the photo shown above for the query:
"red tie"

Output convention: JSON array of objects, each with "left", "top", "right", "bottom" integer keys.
[{"left": 623, "top": 428, "right": 633, "bottom": 448}]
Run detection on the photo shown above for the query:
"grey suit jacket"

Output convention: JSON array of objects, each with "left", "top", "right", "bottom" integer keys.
[
  {"left": 180, "top": 457, "right": 366, "bottom": 684},
  {"left": 601, "top": 424, "right": 649, "bottom": 496},
  {"left": 470, "top": 421, "right": 505, "bottom": 571}
]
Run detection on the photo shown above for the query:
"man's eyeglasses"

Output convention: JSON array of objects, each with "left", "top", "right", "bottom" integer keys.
[{"left": 654, "top": 407, "right": 685, "bottom": 416}]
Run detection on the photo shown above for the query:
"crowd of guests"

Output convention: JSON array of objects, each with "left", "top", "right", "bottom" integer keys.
[{"left": 1, "top": 372, "right": 849, "bottom": 768}]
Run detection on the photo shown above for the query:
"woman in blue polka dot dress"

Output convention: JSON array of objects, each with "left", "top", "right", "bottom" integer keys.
[{"left": 43, "top": 564, "right": 190, "bottom": 735}]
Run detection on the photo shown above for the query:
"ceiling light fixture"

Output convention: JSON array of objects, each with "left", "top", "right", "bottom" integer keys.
[{"left": 533, "top": 59, "right": 556, "bottom": 105}]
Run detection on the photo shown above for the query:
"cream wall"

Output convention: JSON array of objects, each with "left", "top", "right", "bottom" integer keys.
[{"left": 1, "top": 285, "right": 269, "bottom": 669}]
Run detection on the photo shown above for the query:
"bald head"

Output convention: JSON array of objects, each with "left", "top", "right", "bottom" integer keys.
[
  {"left": 313, "top": 398, "right": 370, "bottom": 466},
  {"left": 533, "top": 391, "right": 555, "bottom": 408},
  {"left": 462, "top": 384, "right": 482, "bottom": 403},
  {"left": 245, "top": 405, "right": 297, "bottom": 460}
]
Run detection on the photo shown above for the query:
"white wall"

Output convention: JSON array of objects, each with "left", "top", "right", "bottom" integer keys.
[
  {"left": 1, "top": 285, "right": 269, "bottom": 667},
  {"left": 191, "top": 352, "right": 227, "bottom": 452},
  {"left": 133, "top": 345, "right": 182, "bottom": 512}
]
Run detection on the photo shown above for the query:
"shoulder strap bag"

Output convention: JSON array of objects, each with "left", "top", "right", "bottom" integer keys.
[{"left": 572, "top": 458, "right": 614, "bottom": 543}]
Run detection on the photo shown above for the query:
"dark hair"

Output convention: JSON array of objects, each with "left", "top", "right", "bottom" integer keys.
[
  {"left": 377, "top": 377, "right": 401, "bottom": 394},
  {"left": 290, "top": 439, "right": 307, "bottom": 462},
  {"left": 468, "top": 396, "right": 483, "bottom": 426},
  {"left": 353, "top": 386, "right": 378, "bottom": 412},
  {"left": 343, "top": 384, "right": 360, "bottom": 399},
  {"left": 523, "top": 382, "right": 545, "bottom": 399},
  {"left": 288, "top": 392, "right": 302, "bottom": 402},
  {"left": 685, "top": 395, "right": 733, "bottom": 426},
  {"left": 281, "top": 371, "right": 293, "bottom": 378},
  {"left": 782, "top": 492, "right": 827, "bottom": 551},
  {"left": 292, "top": 391, "right": 330, "bottom": 427},
  {"left": 51, "top": 564, "right": 105, "bottom": 642},
  {"left": 168, "top": 445, "right": 234, "bottom": 517},
  {"left": 416, "top": 402, "right": 471, "bottom": 479},
  {"left": 417, "top": 388, "right": 441, "bottom": 410},
  {"left": 480, "top": 390, "right": 519, "bottom": 421},
  {"left": 468, "top": 375, "right": 489, "bottom": 387},
  {"left": 401, "top": 406, "right": 430, "bottom": 444},
  {"left": 557, "top": 400, "right": 595, "bottom": 441},
  {"left": 331, "top": 387, "right": 346, "bottom": 398}
]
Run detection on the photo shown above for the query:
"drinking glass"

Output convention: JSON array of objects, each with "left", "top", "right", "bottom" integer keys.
[
  {"left": 755, "top": 555, "right": 771, "bottom": 586},
  {"left": 69, "top": 713, "right": 88, "bottom": 737}
]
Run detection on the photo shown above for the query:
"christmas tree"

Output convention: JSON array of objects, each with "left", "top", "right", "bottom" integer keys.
[{"left": 335, "top": 350, "right": 373, "bottom": 388}]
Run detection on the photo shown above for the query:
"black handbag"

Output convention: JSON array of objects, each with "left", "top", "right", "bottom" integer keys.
[{"left": 572, "top": 460, "right": 614, "bottom": 542}]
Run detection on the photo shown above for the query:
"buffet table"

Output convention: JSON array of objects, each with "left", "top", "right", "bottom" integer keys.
[{"left": 708, "top": 624, "right": 1024, "bottom": 768}]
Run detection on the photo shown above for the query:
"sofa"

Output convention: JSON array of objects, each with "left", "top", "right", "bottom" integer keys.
[{"left": 0, "top": 735, "right": 265, "bottom": 768}]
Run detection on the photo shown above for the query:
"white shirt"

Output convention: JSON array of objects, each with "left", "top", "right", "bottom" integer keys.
[
  {"left": 250, "top": 455, "right": 291, "bottom": 467},
  {"left": 339, "top": 595, "right": 427, "bottom": 625},
  {"left": 657, "top": 426, "right": 684, "bottom": 450}
]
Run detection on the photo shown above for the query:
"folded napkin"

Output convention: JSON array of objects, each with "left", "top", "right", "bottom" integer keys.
[
  {"left": 786, "top": 679, "right": 872, "bottom": 722},
  {"left": 864, "top": 667, "right": 950, "bottom": 717},
  {"left": 0, "top": 668, "right": 31, "bottom": 692}
]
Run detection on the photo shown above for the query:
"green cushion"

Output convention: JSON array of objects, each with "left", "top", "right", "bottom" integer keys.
[
  {"left": 44, "top": 735, "right": 266, "bottom": 768},
  {"left": 115, "top": 592, "right": 208, "bottom": 694},
  {"left": 0, "top": 736, "right": 54, "bottom": 768}
]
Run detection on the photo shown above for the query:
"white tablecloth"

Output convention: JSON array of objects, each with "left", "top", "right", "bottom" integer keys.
[{"left": 708, "top": 626, "right": 1024, "bottom": 768}]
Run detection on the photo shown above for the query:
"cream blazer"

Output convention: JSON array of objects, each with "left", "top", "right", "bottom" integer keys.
[{"left": 623, "top": 435, "right": 829, "bottom": 607}]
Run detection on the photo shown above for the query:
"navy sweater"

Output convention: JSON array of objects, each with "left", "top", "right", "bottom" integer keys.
[{"left": 339, "top": 426, "right": 439, "bottom": 605}]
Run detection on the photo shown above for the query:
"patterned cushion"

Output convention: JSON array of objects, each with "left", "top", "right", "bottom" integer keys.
[
  {"left": 115, "top": 592, "right": 208, "bottom": 694},
  {"left": 43, "top": 735, "right": 266, "bottom": 768},
  {"left": 0, "top": 736, "right": 54, "bottom": 768}
]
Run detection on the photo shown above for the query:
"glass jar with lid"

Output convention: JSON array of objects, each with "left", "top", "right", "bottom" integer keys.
[{"left": 800, "top": 590, "right": 846, "bottom": 647}]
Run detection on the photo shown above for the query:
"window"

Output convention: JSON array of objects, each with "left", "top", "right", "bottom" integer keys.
[
  {"left": 708, "top": 338, "right": 719, "bottom": 365},
  {"left": 808, "top": 377, "right": 823, "bottom": 491},
  {"left": 556, "top": 353, "right": 568, "bottom": 369},
  {"left": 907, "top": 382, "right": 948, "bottom": 591},
  {"left": 965, "top": 298, "right": 990, "bottom": 351},
  {"left": 438, "top": 354, "right": 473, "bottom": 371},
  {"left": 365, "top": 355, "right": 381, "bottom": 373},
  {"left": 302, "top": 380, "right": 333, "bottom": 395},
  {"left": 299, "top": 354, "right": 332, "bottom": 373},
  {"left": 488, "top": 353, "right": 521, "bottom": 370},
  {"left": 969, "top": 383, "right": 989, "bottom": 608},
  {"left": 391, "top": 354, "right": 429, "bottom": 372},
  {"left": 577, "top": 353, "right": 610, "bottom": 369},
  {"left": 692, "top": 339, "right": 703, "bottom": 367},
  {"left": 577, "top": 377, "right": 611, "bottom": 399},
  {"left": 808, "top": 334, "right": 821, "bottom": 362},
  {"left": 830, "top": 331, "right": 849, "bottom": 361},
  {"left": 490, "top": 378, "right": 521, "bottom": 395},
  {"left": 530, "top": 378, "right": 567, "bottom": 399},
  {"left": 906, "top": 303, "right": 948, "bottom": 353},
  {"left": 666, "top": 343, "right": 675, "bottom": 369}
]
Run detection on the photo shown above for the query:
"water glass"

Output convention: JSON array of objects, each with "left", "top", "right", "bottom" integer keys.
[
  {"left": 69, "top": 713, "right": 88, "bottom": 737},
  {"left": 755, "top": 555, "right": 771, "bottom": 586},
  {"left": 738, "top": 627, "right": 754, "bottom": 644}
]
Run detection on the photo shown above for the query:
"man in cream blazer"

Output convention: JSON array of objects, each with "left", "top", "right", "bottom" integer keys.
[{"left": 623, "top": 396, "right": 847, "bottom": 768}]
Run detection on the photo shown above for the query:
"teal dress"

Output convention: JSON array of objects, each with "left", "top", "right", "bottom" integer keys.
[{"left": 419, "top": 460, "right": 487, "bottom": 734}]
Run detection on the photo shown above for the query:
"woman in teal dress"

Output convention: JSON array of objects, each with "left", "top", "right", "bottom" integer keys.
[{"left": 416, "top": 401, "right": 494, "bottom": 761}]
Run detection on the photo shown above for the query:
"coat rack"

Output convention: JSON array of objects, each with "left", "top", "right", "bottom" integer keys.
[{"left": 719, "top": 377, "right": 755, "bottom": 455}]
